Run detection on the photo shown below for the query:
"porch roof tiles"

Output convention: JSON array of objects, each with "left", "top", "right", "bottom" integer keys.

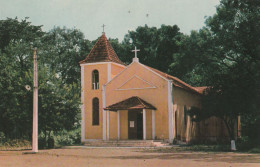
[{"left": 104, "top": 96, "right": 156, "bottom": 111}]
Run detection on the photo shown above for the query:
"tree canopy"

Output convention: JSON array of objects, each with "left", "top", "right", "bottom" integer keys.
[
  {"left": 0, "top": 18, "right": 84, "bottom": 140},
  {"left": 187, "top": 0, "right": 260, "bottom": 142}
]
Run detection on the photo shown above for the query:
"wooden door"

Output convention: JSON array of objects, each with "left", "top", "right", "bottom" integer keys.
[
  {"left": 128, "top": 110, "right": 137, "bottom": 139},
  {"left": 136, "top": 111, "right": 143, "bottom": 139}
]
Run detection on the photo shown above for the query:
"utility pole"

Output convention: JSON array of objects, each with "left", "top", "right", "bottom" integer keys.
[{"left": 32, "top": 47, "right": 38, "bottom": 153}]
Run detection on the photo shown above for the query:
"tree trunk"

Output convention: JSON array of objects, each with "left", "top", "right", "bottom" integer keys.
[
  {"left": 223, "top": 118, "right": 236, "bottom": 151},
  {"left": 223, "top": 118, "right": 236, "bottom": 140}
]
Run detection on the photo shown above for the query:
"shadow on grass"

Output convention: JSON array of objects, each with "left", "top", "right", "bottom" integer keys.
[
  {"left": 108, "top": 150, "right": 260, "bottom": 163},
  {"left": 107, "top": 145, "right": 260, "bottom": 163}
]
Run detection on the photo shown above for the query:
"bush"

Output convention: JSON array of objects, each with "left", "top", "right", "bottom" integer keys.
[
  {"left": 0, "top": 132, "right": 6, "bottom": 145},
  {"left": 248, "top": 146, "right": 260, "bottom": 153},
  {"left": 236, "top": 136, "right": 258, "bottom": 151},
  {"left": 38, "top": 137, "right": 47, "bottom": 149},
  {"left": 54, "top": 128, "right": 81, "bottom": 146},
  {"left": 47, "top": 137, "right": 55, "bottom": 148},
  {"left": 0, "top": 139, "right": 31, "bottom": 150}
]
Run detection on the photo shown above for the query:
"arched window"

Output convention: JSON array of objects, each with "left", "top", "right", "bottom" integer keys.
[
  {"left": 92, "top": 70, "right": 99, "bottom": 90},
  {"left": 92, "top": 98, "right": 99, "bottom": 125}
]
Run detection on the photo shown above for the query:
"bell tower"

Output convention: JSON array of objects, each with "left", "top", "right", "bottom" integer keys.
[{"left": 79, "top": 33, "right": 125, "bottom": 142}]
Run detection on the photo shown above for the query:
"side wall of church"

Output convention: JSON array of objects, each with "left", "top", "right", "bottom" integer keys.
[
  {"left": 173, "top": 87, "right": 201, "bottom": 142},
  {"left": 173, "top": 87, "right": 239, "bottom": 143},
  {"left": 106, "top": 62, "right": 169, "bottom": 140}
]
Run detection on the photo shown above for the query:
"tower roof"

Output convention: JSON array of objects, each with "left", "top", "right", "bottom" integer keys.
[{"left": 79, "top": 33, "right": 125, "bottom": 65}]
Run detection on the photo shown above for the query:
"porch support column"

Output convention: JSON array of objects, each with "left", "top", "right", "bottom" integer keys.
[
  {"left": 117, "top": 110, "right": 120, "bottom": 140},
  {"left": 107, "top": 110, "right": 110, "bottom": 140},
  {"left": 102, "top": 86, "right": 106, "bottom": 140},
  {"left": 143, "top": 109, "right": 146, "bottom": 140},
  {"left": 152, "top": 110, "right": 155, "bottom": 140}
]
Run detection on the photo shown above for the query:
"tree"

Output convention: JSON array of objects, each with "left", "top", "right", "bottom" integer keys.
[
  {"left": 169, "top": 28, "right": 219, "bottom": 86},
  {"left": 36, "top": 67, "right": 80, "bottom": 141},
  {"left": 0, "top": 17, "right": 43, "bottom": 52},
  {"left": 124, "top": 24, "right": 183, "bottom": 73},
  {"left": 0, "top": 18, "right": 82, "bottom": 141},
  {"left": 109, "top": 37, "right": 132, "bottom": 65},
  {"left": 189, "top": 0, "right": 260, "bottom": 146},
  {"left": 40, "top": 27, "right": 92, "bottom": 85},
  {"left": 0, "top": 18, "right": 43, "bottom": 138}
]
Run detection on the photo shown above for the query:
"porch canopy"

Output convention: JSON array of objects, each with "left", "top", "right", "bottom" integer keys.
[
  {"left": 104, "top": 96, "right": 156, "bottom": 111},
  {"left": 104, "top": 96, "right": 156, "bottom": 140}
]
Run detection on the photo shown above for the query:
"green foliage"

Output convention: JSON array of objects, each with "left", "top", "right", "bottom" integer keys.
[
  {"left": 40, "top": 27, "right": 92, "bottom": 85},
  {"left": 54, "top": 128, "right": 81, "bottom": 146},
  {"left": 170, "top": 28, "right": 218, "bottom": 86},
  {"left": 109, "top": 38, "right": 132, "bottom": 65},
  {"left": 248, "top": 146, "right": 260, "bottom": 153},
  {"left": 0, "top": 132, "right": 6, "bottom": 145},
  {"left": 0, "top": 139, "right": 31, "bottom": 150},
  {"left": 185, "top": 0, "right": 260, "bottom": 142},
  {"left": 0, "top": 17, "right": 43, "bottom": 52},
  {"left": 124, "top": 24, "right": 183, "bottom": 73},
  {"left": 38, "top": 137, "right": 47, "bottom": 149},
  {"left": 0, "top": 18, "right": 82, "bottom": 141},
  {"left": 37, "top": 67, "right": 81, "bottom": 134},
  {"left": 240, "top": 114, "right": 260, "bottom": 147},
  {"left": 147, "top": 145, "right": 230, "bottom": 153},
  {"left": 47, "top": 137, "right": 55, "bottom": 149},
  {"left": 0, "top": 18, "right": 40, "bottom": 138}
]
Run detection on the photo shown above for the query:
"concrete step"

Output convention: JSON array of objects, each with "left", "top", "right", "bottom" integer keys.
[{"left": 83, "top": 140, "right": 170, "bottom": 147}]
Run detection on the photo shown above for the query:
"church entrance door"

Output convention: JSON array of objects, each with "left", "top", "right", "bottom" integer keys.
[{"left": 128, "top": 110, "right": 143, "bottom": 139}]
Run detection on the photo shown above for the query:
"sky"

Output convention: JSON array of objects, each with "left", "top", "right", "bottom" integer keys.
[{"left": 0, "top": 0, "right": 220, "bottom": 41}]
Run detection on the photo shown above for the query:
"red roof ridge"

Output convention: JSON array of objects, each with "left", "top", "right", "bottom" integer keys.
[
  {"left": 135, "top": 96, "right": 146, "bottom": 107},
  {"left": 104, "top": 35, "right": 110, "bottom": 60},
  {"left": 145, "top": 65, "right": 202, "bottom": 94},
  {"left": 194, "top": 86, "right": 208, "bottom": 94}
]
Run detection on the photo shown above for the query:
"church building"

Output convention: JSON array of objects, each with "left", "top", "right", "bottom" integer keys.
[{"left": 79, "top": 33, "right": 237, "bottom": 143}]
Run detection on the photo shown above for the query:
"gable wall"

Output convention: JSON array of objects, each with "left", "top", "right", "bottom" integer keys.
[{"left": 105, "top": 62, "right": 169, "bottom": 140}]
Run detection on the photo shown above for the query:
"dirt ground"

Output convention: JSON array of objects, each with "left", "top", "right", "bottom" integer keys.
[{"left": 0, "top": 147, "right": 260, "bottom": 167}]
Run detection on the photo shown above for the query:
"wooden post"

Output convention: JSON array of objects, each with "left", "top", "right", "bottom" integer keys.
[
  {"left": 107, "top": 111, "right": 109, "bottom": 140},
  {"left": 32, "top": 48, "right": 38, "bottom": 153}
]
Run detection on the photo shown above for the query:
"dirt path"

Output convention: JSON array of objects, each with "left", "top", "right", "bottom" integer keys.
[{"left": 0, "top": 148, "right": 259, "bottom": 167}]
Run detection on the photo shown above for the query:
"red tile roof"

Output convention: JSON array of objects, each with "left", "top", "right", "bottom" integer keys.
[
  {"left": 80, "top": 33, "right": 206, "bottom": 95},
  {"left": 104, "top": 96, "right": 156, "bottom": 111},
  {"left": 145, "top": 65, "right": 203, "bottom": 94},
  {"left": 79, "top": 33, "right": 125, "bottom": 65},
  {"left": 194, "top": 86, "right": 208, "bottom": 94}
]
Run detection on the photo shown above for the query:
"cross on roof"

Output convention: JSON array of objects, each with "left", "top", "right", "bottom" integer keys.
[
  {"left": 131, "top": 46, "right": 140, "bottom": 58},
  {"left": 101, "top": 24, "right": 106, "bottom": 33}
]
